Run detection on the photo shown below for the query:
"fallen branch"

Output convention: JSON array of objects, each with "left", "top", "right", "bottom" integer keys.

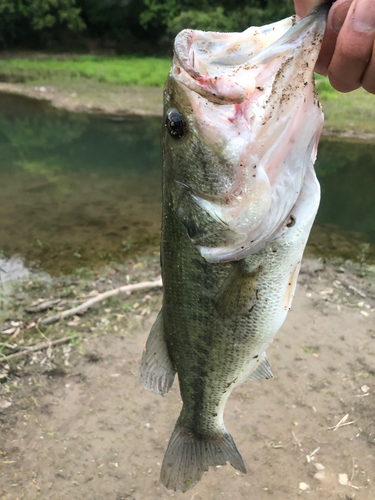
[
  {"left": 327, "top": 420, "right": 356, "bottom": 430},
  {"left": 1, "top": 335, "right": 79, "bottom": 360},
  {"left": 40, "top": 278, "right": 163, "bottom": 325},
  {"left": 25, "top": 299, "right": 84, "bottom": 314},
  {"left": 26, "top": 299, "right": 62, "bottom": 314}
]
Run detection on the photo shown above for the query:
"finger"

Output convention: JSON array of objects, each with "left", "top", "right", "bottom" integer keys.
[
  {"left": 328, "top": 0, "right": 375, "bottom": 92},
  {"left": 294, "top": 0, "right": 330, "bottom": 19},
  {"left": 315, "top": 0, "right": 353, "bottom": 75},
  {"left": 361, "top": 39, "right": 375, "bottom": 93}
]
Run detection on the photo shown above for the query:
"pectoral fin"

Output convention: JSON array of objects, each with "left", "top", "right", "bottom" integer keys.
[
  {"left": 139, "top": 310, "right": 176, "bottom": 396},
  {"left": 215, "top": 260, "right": 261, "bottom": 317},
  {"left": 248, "top": 354, "right": 274, "bottom": 381}
]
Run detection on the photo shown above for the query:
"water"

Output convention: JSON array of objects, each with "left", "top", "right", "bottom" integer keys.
[
  {"left": 0, "top": 93, "right": 374, "bottom": 276},
  {"left": 0, "top": 94, "right": 162, "bottom": 275},
  {"left": 309, "top": 138, "right": 375, "bottom": 262}
]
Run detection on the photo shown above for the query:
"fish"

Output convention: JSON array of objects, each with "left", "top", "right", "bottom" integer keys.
[{"left": 139, "top": 5, "right": 328, "bottom": 493}]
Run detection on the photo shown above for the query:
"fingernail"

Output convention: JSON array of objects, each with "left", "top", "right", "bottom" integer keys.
[
  {"left": 331, "top": 2, "right": 351, "bottom": 32},
  {"left": 352, "top": 0, "right": 375, "bottom": 31}
]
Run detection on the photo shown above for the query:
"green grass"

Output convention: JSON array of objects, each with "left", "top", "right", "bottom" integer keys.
[
  {"left": 301, "top": 344, "right": 320, "bottom": 355},
  {"left": 0, "top": 55, "right": 171, "bottom": 87},
  {"left": 316, "top": 74, "right": 375, "bottom": 135},
  {"left": 315, "top": 74, "right": 339, "bottom": 100}
]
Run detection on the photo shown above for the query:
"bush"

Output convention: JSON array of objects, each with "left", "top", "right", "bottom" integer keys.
[
  {"left": 167, "top": 8, "right": 236, "bottom": 37},
  {"left": 0, "top": 0, "right": 296, "bottom": 51},
  {"left": 0, "top": 0, "right": 85, "bottom": 47},
  {"left": 166, "top": 2, "right": 294, "bottom": 41}
]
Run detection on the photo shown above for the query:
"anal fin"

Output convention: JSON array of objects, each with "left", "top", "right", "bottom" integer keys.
[
  {"left": 248, "top": 354, "right": 274, "bottom": 381},
  {"left": 139, "top": 310, "right": 175, "bottom": 396}
]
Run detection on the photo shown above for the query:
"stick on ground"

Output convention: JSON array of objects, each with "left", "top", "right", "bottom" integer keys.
[
  {"left": 2, "top": 335, "right": 79, "bottom": 360},
  {"left": 40, "top": 279, "right": 163, "bottom": 325}
]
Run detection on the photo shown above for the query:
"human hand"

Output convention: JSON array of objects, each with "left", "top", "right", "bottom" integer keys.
[{"left": 294, "top": 0, "right": 375, "bottom": 93}]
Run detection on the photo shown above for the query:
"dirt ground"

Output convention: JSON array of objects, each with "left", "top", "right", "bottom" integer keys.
[{"left": 0, "top": 258, "right": 375, "bottom": 500}]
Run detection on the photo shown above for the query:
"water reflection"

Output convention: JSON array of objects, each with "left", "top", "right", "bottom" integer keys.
[
  {"left": 0, "top": 94, "right": 162, "bottom": 274},
  {"left": 0, "top": 255, "right": 50, "bottom": 308},
  {"left": 308, "top": 138, "right": 375, "bottom": 262},
  {"left": 0, "top": 93, "right": 374, "bottom": 274},
  {"left": 1, "top": 254, "right": 32, "bottom": 283}
]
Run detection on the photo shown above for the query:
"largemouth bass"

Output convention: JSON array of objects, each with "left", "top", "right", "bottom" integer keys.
[{"left": 140, "top": 5, "right": 328, "bottom": 492}]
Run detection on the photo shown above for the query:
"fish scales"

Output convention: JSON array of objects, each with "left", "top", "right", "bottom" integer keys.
[
  {"left": 162, "top": 168, "right": 317, "bottom": 434},
  {"left": 140, "top": 4, "right": 329, "bottom": 493}
]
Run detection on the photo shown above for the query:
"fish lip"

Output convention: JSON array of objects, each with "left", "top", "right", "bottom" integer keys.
[
  {"left": 173, "top": 30, "right": 246, "bottom": 105},
  {"left": 172, "top": 4, "right": 329, "bottom": 106}
]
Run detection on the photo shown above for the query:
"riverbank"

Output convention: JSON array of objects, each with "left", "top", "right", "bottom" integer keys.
[
  {"left": 0, "top": 53, "right": 374, "bottom": 140},
  {"left": 0, "top": 256, "right": 375, "bottom": 499},
  {"left": 0, "top": 81, "right": 163, "bottom": 117},
  {"left": 1, "top": 80, "right": 374, "bottom": 141},
  {"left": 0, "top": 54, "right": 167, "bottom": 116}
]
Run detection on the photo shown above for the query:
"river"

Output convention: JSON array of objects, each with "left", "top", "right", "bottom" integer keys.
[{"left": 0, "top": 93, "right": 374, "bottom": 277}]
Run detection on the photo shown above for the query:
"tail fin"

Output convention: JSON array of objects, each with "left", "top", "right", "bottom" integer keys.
[{"left": 160, "top": 422, "right": 246, "bottom": 492}]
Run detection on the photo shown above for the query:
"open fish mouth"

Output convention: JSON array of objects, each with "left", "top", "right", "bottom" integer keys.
[
  {"left": 167, "top": 5, "right": 328, "bottom": 263},
  {"left": 173, "top": 6, "right": 327, "bottom": 106}
]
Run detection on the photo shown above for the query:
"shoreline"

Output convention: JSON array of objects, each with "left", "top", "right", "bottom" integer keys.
[
  {"left": 1, "top": 82, "right": 375, "bottom": 142},
  {"left": 0, "top": 82, "right": 163, "bottom": 117}
]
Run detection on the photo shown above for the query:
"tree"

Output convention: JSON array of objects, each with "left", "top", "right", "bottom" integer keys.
[
  {"left": 140, "top": 0, "right": 295, "bottom": 42},
  {"left": 0, "top": 0, "right": 295, "bottom": 50},
  {"left": 0, "top": 0, "right": 85, "bottom": 47}
]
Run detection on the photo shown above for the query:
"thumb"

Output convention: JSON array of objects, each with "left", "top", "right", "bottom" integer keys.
[{"left": 294, "top": 0, "right": 333, "bottom": 19}]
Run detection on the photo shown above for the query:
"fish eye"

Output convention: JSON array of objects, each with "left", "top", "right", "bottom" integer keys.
[
  {"left": 286, "top": 215, "right": 296, "bottom": 228},
  {"left": 166, "top": 109, "right": 186, "bottom": 139}
]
